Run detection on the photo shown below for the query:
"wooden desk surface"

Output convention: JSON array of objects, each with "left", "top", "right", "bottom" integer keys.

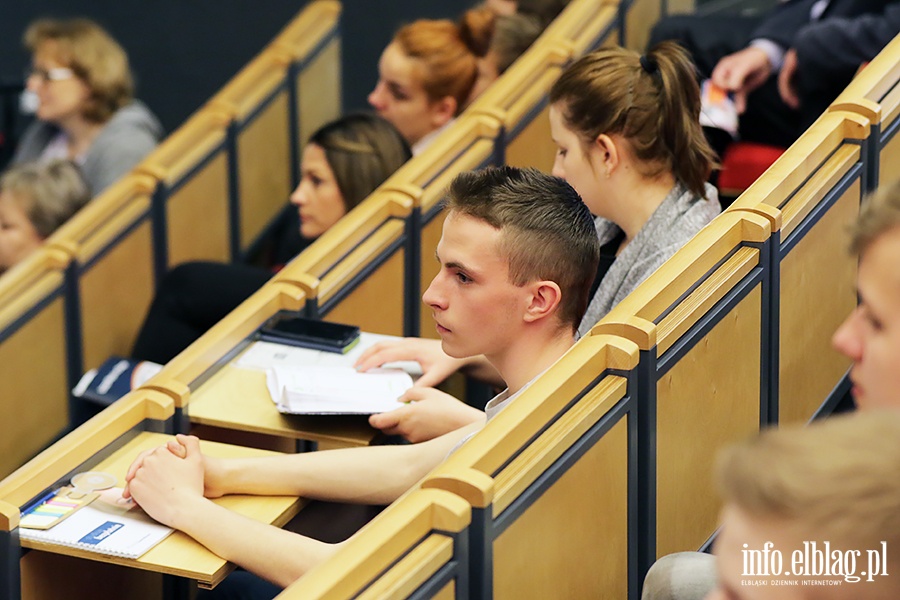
[
  {"left": 185, "top": 337, "right": 417, "bottom": 448},
  {"left": 187, "top": 363, "right": 377, "bottom": 448},
  {"left": 19, "top": 432, "right": 303, "bottom": 588}
]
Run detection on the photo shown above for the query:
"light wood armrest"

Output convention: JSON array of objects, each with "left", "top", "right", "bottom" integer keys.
[
  {"left": 135, "top": 108, "right": 231, "bottom": 185},
  {"left": 422, "top": 467, "right": 494, "bottom": 509},
  {"left": 144, "top": 282, "right": 308, "bottom": 396},
  {"left": 729, "top": 112, "right": 865, "bottom": 237},
  {"left": 596, "top": 212, "right": 771, "bottom": 346},
  {"left": 381, "top": 114, "right": 501, "bottom": 195},
  {"left": 271, "top": 0, "right": 341, "bottom": 62},
  {"left": 0, "top": 247, "right": 69, "bottom": 327},
  {"left": 0, "top": 390, "right": 173, "bottom": 508},
  {"left": 208, "top": 51, "right": 290, "bottom": 120},
  {"left": 0, "top": 500, "right": 18, "bottom": 532},
  {"left": 279, "top": 192, "right": 413, "bottom": 278},
  {"left": 428, "top": 335, "right": 636, "bottom": 480},
  {"left": 729, "top": 112, "right": 868, "bottom": 214},
  {"left": 728, "top": 203, "right": 783, "bottom": 233},
  {"left": 545, "top": 1, "right": 619, "bottom": 53},
  {"left": 542, "top": 0, "right": 619, "bottom": 45},
  {"left": 831, "top": 33, "right": 900, "bottom": 123},
  {"left": 281, "top": 488, "right": 468, "bottom": 599},
  {"left": 468, "top": 41, "right": 572, "bottom": 121},
  {"left": 45, "top": 174, "right": 156, "bottom": 263}
]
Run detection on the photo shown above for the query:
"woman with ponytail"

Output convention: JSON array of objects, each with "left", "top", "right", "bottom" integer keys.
[{"left": 548, "top": 41, "right": 721, "bottom": 336}]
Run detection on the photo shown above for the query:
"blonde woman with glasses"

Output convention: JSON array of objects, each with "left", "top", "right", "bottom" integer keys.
[{"left": 13, "top": 18, "right": 162, "bottom": 194}]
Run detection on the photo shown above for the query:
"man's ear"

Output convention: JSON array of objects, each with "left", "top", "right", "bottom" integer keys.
[
  {"left": 523, "top": 281, "right": 563, "bottom": 324},
  {"left": 430, "top": 96, "right": 457, "bottom": 129},
  {"left": 594, "top": 133, "right": 620, "bottom": 178}
]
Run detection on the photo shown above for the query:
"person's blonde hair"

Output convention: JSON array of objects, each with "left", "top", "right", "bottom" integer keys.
[
  {"left": 25, "top": 18, "right": 133, "bottom": 123},
  {"left": 0, "top": 160, "right": 91, "bottom": 238},
  {"left": 549, "top": 42, "right": 716, "bottom": 198},
  {"left": 394, "top": 9, "right": 494, "bottom": 115},
  {"left": 850, "top": 179, "right": 900, "bottom": 257},
  {"left": 717, "top": 411, "right": 900, "bottom": 556}
]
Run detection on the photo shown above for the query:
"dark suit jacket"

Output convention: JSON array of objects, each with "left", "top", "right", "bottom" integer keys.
[{"left": 753, "top": 0, "right": 900, "bottom": 95}]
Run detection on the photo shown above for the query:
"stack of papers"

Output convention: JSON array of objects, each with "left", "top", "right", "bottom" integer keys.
[{"left": 266, "top": 366, "right": 413, "bottom": 415}]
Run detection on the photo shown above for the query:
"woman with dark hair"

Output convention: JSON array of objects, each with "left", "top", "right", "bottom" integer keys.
[
  {"left": 13, "top": 18, "right": 162, "bottom": 194},
  {"left": 131, "top": 114, "right": 411, "bottom": 364}
]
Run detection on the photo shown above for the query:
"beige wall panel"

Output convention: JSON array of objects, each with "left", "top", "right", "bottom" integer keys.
[
  {"left": 0, "top": 300, "right": 69, "bottom": 479},
  {"left": 505, "top": 104, "right": 555, "bottom": 173},
  {"left": 238, "top": 91, "right": 293, "bottom": 250},
  {"left": 494, "top": 418, "right": 629, "bottom": 598},
  {"left": 297, "top": 39, "right": 342, "bottom": 149},
  {"left": 880, "top": 131, "right": 900, "bottom": 188},
  {"left": 80, "top": 220, "right": 155, "bottom": 369},
  {"left": 778, "top": 186, "right": 857, "bottom": 424},
  {"left": 324, "top": 249, "right": 406, "bottom": 336},
  {"left": 21, "top": 551, "right": 162, "bottom": 600},
  {"left": 167, "top": 152, "right": 231, "bottom": 266},
  {"left": 656, "top": 288, "right": 762, "bottom": 556}
]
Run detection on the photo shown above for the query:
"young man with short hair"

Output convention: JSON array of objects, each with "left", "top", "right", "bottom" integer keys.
[{"left": 124, "top": 166, "right": 601, "bottom": 588}]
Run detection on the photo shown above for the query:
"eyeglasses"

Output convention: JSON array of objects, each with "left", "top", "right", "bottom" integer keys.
[{"left": 26, "top": 67, "right": 76, "bottom": 83}]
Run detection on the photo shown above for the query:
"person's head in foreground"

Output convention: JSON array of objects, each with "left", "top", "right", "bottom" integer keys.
[
  {"left": 426, "top": 166, "right": 599, "bottom": 366},
  {"left": 707, "top": 410, "right": 900, "bottom": 600},
  {"left": 289, "top": 113, "right": 411, "bottom": 239},
  {"left": 24, "top": 18, "right": 133, "bottom": 129},
  {"left": 0, "top": 160, "right": 90, "bottom": 273},
  {"left": 368, "top": 11, "right": 494, "bottom": 150},
  {"left": 548, "top": 42, "right": 716, "bottom": 217},
  {"left": 832, "top": 179, "right": 900, "bottom": 411}
]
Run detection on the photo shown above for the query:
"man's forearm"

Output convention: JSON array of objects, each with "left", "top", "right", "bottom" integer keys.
[{"left": 215, "top": 424, "right": 479, "bottom": 504}]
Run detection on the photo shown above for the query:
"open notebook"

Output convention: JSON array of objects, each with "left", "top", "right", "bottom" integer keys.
[
  {"left": 19, "top": 487, "right": 173, "bottom": 559},
  {"left": 266, "top": 365, "right": 412, "bottom": 415}
]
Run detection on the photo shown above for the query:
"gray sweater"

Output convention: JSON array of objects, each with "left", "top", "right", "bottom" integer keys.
[
  {"left": 12, "top": 100, "right": 163, "bottom": 195},
  {"left": 577, "top": 182, "right": 721, "bottom": 337}
]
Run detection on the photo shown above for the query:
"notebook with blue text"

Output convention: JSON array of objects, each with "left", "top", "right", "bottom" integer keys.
[{"left": 19, "top": 487, "right": 173, "bottom": 559}]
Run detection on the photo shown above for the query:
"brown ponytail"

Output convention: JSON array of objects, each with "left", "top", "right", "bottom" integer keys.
[{"left": 549, "top": 42, "right": 716, "bottom": 198}]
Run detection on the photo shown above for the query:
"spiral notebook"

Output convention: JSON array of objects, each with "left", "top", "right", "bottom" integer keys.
[{"left": 18, "top": 487, "right": 173, "bottom": 559}]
